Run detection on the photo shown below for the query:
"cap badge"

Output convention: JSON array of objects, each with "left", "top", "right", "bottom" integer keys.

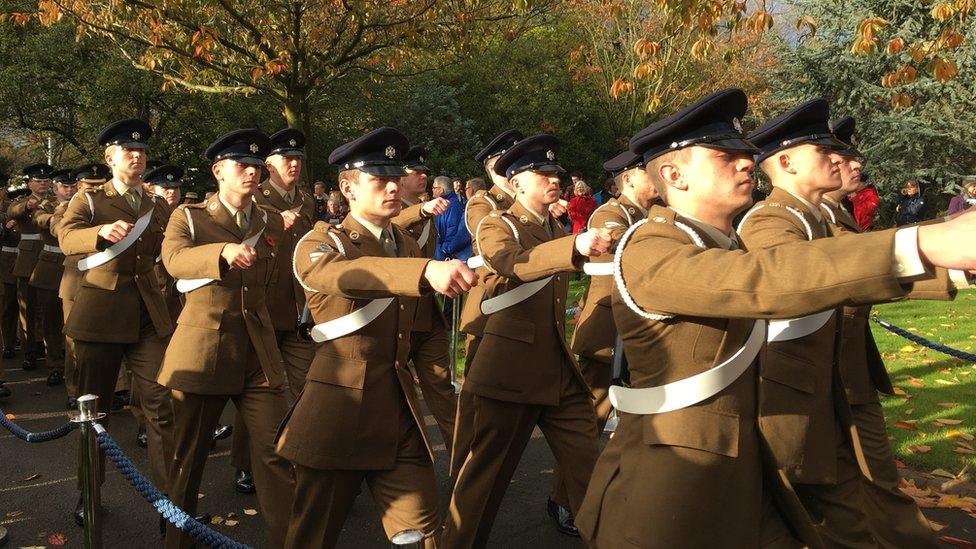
[
  {"left": 385, "top": 146, "right": 396, "bottom": 159},
  {"left": 166, "top": 174, "right": 174, "bottom": 181},
  {"left": 132, "top": 131, "right": 141, "bottom": 140},
  {"left": 419, "top": 156, "right": 425, "bottom": 163},
  {"left": 546, "top": 150, "right": 556, "bottom": 161},
  {"left": 288, "top": 138, "right": 297, "bottom": 147},
  {"left": 732, "top": 117, "right": 742, "bottom": 132},
  {"left": 249, "top": 143, "right": 259, "bottom": 154}
]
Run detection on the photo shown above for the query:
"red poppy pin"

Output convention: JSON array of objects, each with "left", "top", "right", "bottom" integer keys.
[{"left": 264, "top": 234, "right": 277, "bottom": 247}]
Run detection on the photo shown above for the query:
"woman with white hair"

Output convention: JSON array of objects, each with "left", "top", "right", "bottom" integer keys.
[{"left": 567, "top": 179, "right": 596, "bottom": 234}]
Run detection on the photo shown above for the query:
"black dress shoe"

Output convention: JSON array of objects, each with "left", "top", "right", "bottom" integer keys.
[
  {"left": 137, "top": 425, "right": 148, "bottom": 448},
  {"left": 0, "top": 383, "right": 9, "bottom": 400},
  {"left": 0, "top": 524, "right": 8, "bottom": 546},
  {"left": 2, "top": 347, "right": 14, "bottom": 359},
  {"left": 46, "top": 370, "right": 64, "bottom": 386},
  {"left": 21, "top": 352, "right": 36, "bottom": 371},
  {"left": 110, "top": 390, "right": 130, "bottom": 412},
  {"left": 234, "top": 469, "right": 255, "bottom": 494},
  {"left": 546, "top": 498, "right": 580, "bottom": 537},
  {"left": 35, "top": 344, "right": 45, "bottom": 360},
  {"left": 73, "top": 495, "right": 85, "bottom": 527},
  {"left": 212, "top": 424, "right": 233, "bottom": 442}
]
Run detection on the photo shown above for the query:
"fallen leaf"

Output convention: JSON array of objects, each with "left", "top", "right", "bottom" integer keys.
[
  {"left": 909, "top": 444, "right": 932, "bottom": 454},
  {"left": 947, "top": 430, "right": 975, "bottom": 441},
  {"left": 895, "top": 459, "right": 907, "bottom": 469},
  {"left": 927, "top": 519, "right": 947, "bottom": 532},
  {"left": 937, "top": 494, "right": 976, "bottom": 512},
  {"left": 894, "top": 420, "right": 919, "bottom": 431},
  {"left": 937, "top": 402, "right": 961, "bottom": 408},
  {"left": 6, "top": 510, "right": 23, "bottom": 518},
  {"left": 955, "top": 446, "right": 976, "bottom": 455},
  {"left": 198, "top": 493, "right": 205, "bottom": 499},
  {"left": 211, "top": 515, "right": 224, "bottom": 524},
  {"left": 935, "top": 418, "right": 964, "bottom": 426},
  {"left": 900, "top": 344, "right": 919, "bottom": 353},
  {"left": 909, "top": 376, "right": 925, "bottom": 387},
  {"left": 932, "top": 469, "right": 957, "bottom": 479},
  {"left": 940, "top": 535, "right": 976, "bottom": 548},
  {"left": 904, "top": 408, "right": 915, "bottom": 416},
  {"left": 23, "top": 473, "right": 40, "bottom": 481},
  {"left": 224, "top": 519, "right": 239, "bottom": 527},
  {"left": 227, "top": 512, "right": 237, "bottom": 519},
  {"left": 935, "top": 379, "right": 956, "bottom": 386},
  {"left": 243, "top": 509, "right": 258, "bottom": 516},
  {"left": 5, "top": 413, "right": 15, "bottom": 419},
  {"left": 47, "top": 532, "right": 68, "bottom": 546}
]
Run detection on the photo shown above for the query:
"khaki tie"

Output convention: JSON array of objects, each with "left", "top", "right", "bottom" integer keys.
[
  {"left": 125, "top": 188, "right": 141, "bottom": 213},
  {"left": 380, "top": 230, "right": 396, "bottom": 257},
  {"left": 285, "top": 191, "right": 294, "bottom": 206},
  {"left": 235, "top": 210, "right": 249, "bottom": 234}
]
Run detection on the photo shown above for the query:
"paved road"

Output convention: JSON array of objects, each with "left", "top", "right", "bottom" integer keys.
[{"left": 1, "top": 354, "right": 974, "bottom": 547}]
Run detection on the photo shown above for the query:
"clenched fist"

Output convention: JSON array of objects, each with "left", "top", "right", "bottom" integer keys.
[
  {"left": 97, "top": 220, "right": 133, "bottom": 244},
  {"left": 575, "top": 228, "right": 612, "bottom": 257},
  {"left": 221, "top": 243, "right": 258, "bottom": 270},
  {"left": 281, "top": 210, "right": 298, "bottom": 231},
  {"left": 918, "top": 210, "right": 976, "bottom": 272},
  {"left": 422, "top": 197, "right": 450, "bottom": 217},
  {"left": 548, "top": 199, "right": 568, "bottom": 219},
  {"left": 423, "top": 259, "right": 479, "bottom": 298}
]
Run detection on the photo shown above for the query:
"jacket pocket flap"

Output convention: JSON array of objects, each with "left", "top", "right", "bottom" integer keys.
[
  {"left": 307, "top": 352, "right": 367, "bottom": 389},
  {"left": 81, "top": 269, "right": 118, "bottom": 291},
  {"left": 761, "top": 348, "right": 816, "bottom": 394},
  {"left": 483, "top": 316, "right": 535, "bottom": 344},
  {"left": 642, "top": 407, "right": 739, "bottom": 458},
  {"left": 177, "top": 308, "right": 224, "bottom": 330}
]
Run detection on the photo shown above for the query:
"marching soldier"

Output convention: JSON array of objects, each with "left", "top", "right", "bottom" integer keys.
[
  {"left": 30, "top": 169, "right": 73, "bottom": 387},
  {"left": 8, "top": 163, "right": 54, "bottom": 371},
  {"left": 58, "top": 163, "right": 111, "bottom": 408},
  {"left": 276, "top": 127, "right": 477, "bottom": 548},
  {"left": 442, "top": 134, "right": 612, "bottom": 547},
  {"left": 452, "top": 129, "right": 522, "bottom": 477},
  {"left": 819, "top": 116, "right": 951, "bottom": 548},
  {"left": 742, "top": 101, "right": 963, "bottom": 547},
  {"left": 0, "top": 172, "right": 11, "bottom": 399},
  {"left": 576, "top": 87, "right": 976, "bottom": 548},
  {"left": 144, "top": 164, "right": 185, "bottom": 323},
  {"left": 548, "top": 149, "right": 662, "bottom": 535},
  {"left": 392, "top": 144, "right": 457, "bottom": 451},
  {"left": 158, "top": 128, "right": 296, "bottom": 549},
  {"left": 58, "top": 118, "right": 175, "bottom": 525},
  {"left": 227, "top": 128, "right": 316, "bottom": 495}
]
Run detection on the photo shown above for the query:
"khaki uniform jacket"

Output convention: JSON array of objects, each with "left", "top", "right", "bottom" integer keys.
[
  {"left": 157, "top": 196, "right": 285, "bottom": 395},
  {"left": 254, "top": 180, "right": 315, "bottom": 332},
  {"left": 8, "top": 195, "right": 46, "bottom": 278},
  {"left": 52, "top": 201, "right": 82, "bottom": 303},
  {"left": 458, "top": 185, "right": 515, "bottom": 337},
  {"left": 148, "top": 199, "right": 182, "bottom": 323},
  {"left": 0, "top": 197, "right": 21, "bottom": 285},
  {"left": 276, "top": 217, "right": 435, "bottom": 470},
  {"left": 578, "top": 205, "right": 910, "bottom": 546},
  {"left": 393, "top": 199, "right": 443, "bottom": 332},
  {"left": 465, "top": 200, "right": 586, "bottom": 406},
  {"left": 820, "top": 199, "right": 955, "bottom": 406},
  {"left": 30, "top": 199, "right": 67, "bottom": 291},
  {"left": 570, "top": 195, "right": 644, "bottom": 362},
  {"left": 58, "top": 182, "right": 174, "bottom": 343}
]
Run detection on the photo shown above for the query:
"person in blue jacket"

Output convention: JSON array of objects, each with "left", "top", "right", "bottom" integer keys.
[{"left": 432, "top": 175, "right": 472, "bottom": 261}]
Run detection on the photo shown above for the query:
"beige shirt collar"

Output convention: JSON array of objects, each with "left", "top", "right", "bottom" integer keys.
[
  {"left": 269, "top": 180, "right": 294, "bottom": 203},
  {"left": 516, "top": 198, "right": 548, "bottom": 225},
  {"left": 112, "top": 178, "right": 143, "bottom": 198},
  {"left": 822, "top": 195, "right": 850, "bottom": 215},
  {"left": 350, "top": 213, "right": 395, "bottom": 252},
  {"left": 782, "top": 187, "right": 823, "bottom": 223},
  {"left": 669, "top": 207, "right": 739, "bottom": 250},
  {"left": 218, "top": 195, "right": 252, "bottom": 220}
]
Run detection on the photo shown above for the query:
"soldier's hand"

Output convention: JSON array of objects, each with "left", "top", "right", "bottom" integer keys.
[
  {"left": 280, "top": 210, "right": 298, "bottom": 231},
  {"left": 26, "top": 197, "right": 39, "bottom": 210},
  {"left": 422, "top": 197, "right": 450, "bottom": 217},
  {"left": 918, "top": 210, "right": 976, "bottom": 271},
  {"left": 575, "top": 228, "right": 612, "bottom": 257},
  {"left": 97, "top": 220, "right": 133, "bottom": 243},
  {"left": 221, "top": 243, "right": 258, "bottom": 270},
  {"left": 548, "top": 199, "right": 568, "bottom": 218},
  {"left": 423, "top": 259, "right": 478, "bottom": 298},
  {"left": 4, "top": 220, "right": 16, "bottom": 230}
]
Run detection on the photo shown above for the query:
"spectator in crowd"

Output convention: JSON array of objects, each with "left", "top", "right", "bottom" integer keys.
[
  {"left": 182, "top": 191, "right": 200, "bottom": 204},
  {"left": 464, "top": 177, "right": 486, "bottom": 200},
  {"left": 947, "top": 176, "right": 976, "bottom": 216},
  {"left": 849, "top": 173, "right": 879, "bottom": 231},
  {"left": 452, "top": 177, "right": 465, "bottom": 203},
  {"left": 895, "top": 179, "right": 927, "bottom": 226},
  {"left": 567, "top": 179, "right": 597, "bottom": 234},
  {"left": 431, "top": 176, "right": 472, "bottom": 261},
  {"left": 313, "top": 180, "right": 328, "bottom": 220},
  {"left": 324, "top": 198, "right": 344, "bottom": 225},
  {"left": 593, "top": 178, "right": 618, "bottom": 205},
  {"left": 559, "top": 182, "right": 574, "bottom": 234}
]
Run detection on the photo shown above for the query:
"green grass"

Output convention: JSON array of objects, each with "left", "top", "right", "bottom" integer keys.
[{"left": 451, "top": 281, "right": 975, "bottom": 473}]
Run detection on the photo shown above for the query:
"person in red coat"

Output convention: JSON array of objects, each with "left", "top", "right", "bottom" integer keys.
[
  {"left": 849, "top": 173, "right": 879, "bottom": 231},
  {"left": 567, "top": 181, "right": 597, "bottom": 234}
]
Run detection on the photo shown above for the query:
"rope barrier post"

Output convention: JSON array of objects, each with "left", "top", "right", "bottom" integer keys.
[
  {"left": 71, "top": 394, "right": 104, "bottom": 549},
  {"left": 390, "top": 530, "right": 425, "bottom": 548},
  {"left": 450, "top": 295, "right": 461, "bottom": 394}
]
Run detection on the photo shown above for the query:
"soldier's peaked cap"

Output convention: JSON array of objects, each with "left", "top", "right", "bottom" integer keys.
[
  {"left": 145, "top": 164, "right": 185, "bottom": 188},
  {"left": 328, "top": 127, "right": 409, "bottom": 178},
  {"left": 475, "top": 129, "right": 523, "bottom": 165},
  {"left": 51, "top": 168, "right": 76, "bottom": 185},
  {"left": 72, "top": 163, "right": 111, "bottom": 182},
  {"left": 98, "top": 118, "right": 152, "bottom": 149},
  {"left": 748, "top": 98, "right": 848, "bottom": 164},
  {"left": 493, "top": 133, "right": 564, "bottom": 179},
  {"left": 268, "top": 128, "right": 305, "bottom": 157},
  {"left": 204, "top": 128, "right": 269, "bottom": 166},
  {"left": 22, "top": 163, "right": 53, "bottom": 181},
  {"left": 829, "top": 116, "right": 860, "bottom": 158},
  {"left": 629, "top": 88, "right": 758, "bottom": 164},
  {"left": 404, "top": 145, "right": 430, "bottom": 172},
  {"left": 603, "top": 150, "right": 644, "bottom": 177}
]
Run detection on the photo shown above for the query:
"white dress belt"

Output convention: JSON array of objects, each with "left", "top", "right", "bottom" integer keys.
[
  {"left": 480, "top": 277, "right": 552, "bottom": 315},
  {"left": 176, "top": 227, "right": 266, "bottom": 293},
  {"left": 1, "top": 246, "right": 18, "bottom": 254},
  {"left": 43, "top": 245, "right": 62, "bottom": 254},
  {"left": 77, "top": 210, "right": 153, "bottom": 271},
  {"left": 307, "top": 298, "right": 395, "bottom": 342},
  {"left": 766, "top": 309, "right": 834, "bottom": 342},
  {"left": 20, "top": 233, "right": 42, "bottom": 241}
]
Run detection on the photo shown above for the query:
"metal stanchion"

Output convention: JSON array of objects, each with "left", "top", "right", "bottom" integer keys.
[
  {"left": 391, "top": 529, "right": 425, "bottom": 548},
  {"left": 70, "top": 394, "right": 105, "bottom": 549},
  {"left": 449, "top": 295, "right": 462, "bottom": 394}
]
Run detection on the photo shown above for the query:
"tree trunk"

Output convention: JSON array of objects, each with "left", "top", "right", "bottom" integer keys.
[{"left": 282, "top": 92, "right": 315, "bottom": 191}]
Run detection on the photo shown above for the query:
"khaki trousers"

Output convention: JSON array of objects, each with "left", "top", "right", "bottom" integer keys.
[
  {"left": 851, "top": 401, "right": 939, "bottom": 548},
  {"left": 449, "top": 334, "right": 480, "bottom": 478},
  {"left": 165, "top": 353, "right": 293, "bottom": 549},
  {"left": 15, "top": 277, "right": 36, "bottom": 352},
  {"left": 441, "top": 367, "right": 600, "bottom": 548},
  {"left": 34, "top": 288, "right": 64, "bottom": 371},
  {"left": 74, "top": 319, "right": 173, "bottom": 491},
  {"left": 410, "top": 323, "right": 456, "bottom": 452},
  {"left": 1, "top": 281, "right": 18, "bottom": 350},
  {"left": 230, "top": 328, "right": 314, "bottom": 471},
  {"left": 62, "top": 298, "right": 78, "bottom": 397},
  {"left": 284, "top": 414, "right": 439, "bottom": 549}
]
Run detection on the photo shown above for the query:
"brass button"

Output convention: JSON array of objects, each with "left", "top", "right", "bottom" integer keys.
[
  {"left": 398, "top": 333, "right": 403, "bottom": 339},
  {"left": 134, "top": 274, "right": 139, "bottom": 280},
  {"left": 394, "top": 360, "right": 400, "bottom": 367},
  {"left": 399, "top": 304, "right": 405, "bottom": 310},
  {"left": 243, "top": 286, "right": 249, "bottom": 292}
]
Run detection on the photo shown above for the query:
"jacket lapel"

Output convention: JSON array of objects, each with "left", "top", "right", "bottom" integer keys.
[
  {"left": 768, "top": 187, "right": 827, "bottom": 239},
  {"left": 259, "top": 181, "right": 289, "bottom": 212},
  {"left": 103, "top": 182, "right": 137, "bottom": 221},
  {"left": 341, "top": 214, "right": 384, "bottom": 257},
  {"left": 206, "top": 196, "right": 245, "bottom": 241}
]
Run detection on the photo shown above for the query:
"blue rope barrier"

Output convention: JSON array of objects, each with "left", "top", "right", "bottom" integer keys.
[
  {"left": 0, "top": 409, "right": 76, "bottom": 442},
  {"left": 873, "top": 318, "right": 976, "bottom": 363},
  {"left": 95, "top": 427, "right": 252, "bottom": 549}
]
